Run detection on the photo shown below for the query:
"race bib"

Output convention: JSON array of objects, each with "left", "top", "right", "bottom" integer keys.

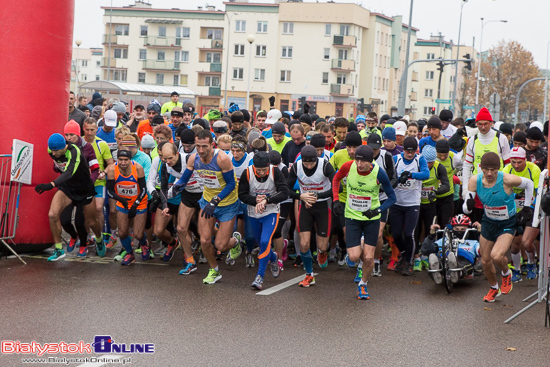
[
  {"left": 398, "top": 178, "right": 416, "bottom": 190},
  {"left": 515, "top": 199, "right": 525, "bottom": 210},
  {"left": 54, "top": 161, "right": 67, "bottom": 172},
  {"left": 117, "top": 183, "right": 138, "bottom": 196},
  {"left": 198, "top": 170, "right": 221, "bottom": 189},
  {"left": 484, "top": 205, "right": 509, "bottom": 220},
  {"left": 348, "top": 194, "right": 371, "bottom": 211},
  {"left": 421, "top": 186, "right": 435, "bottom": 199}
]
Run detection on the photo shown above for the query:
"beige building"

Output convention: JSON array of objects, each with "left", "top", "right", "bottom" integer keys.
[{"left": 71, "top": 48, "right": 103, "bottom": 94}]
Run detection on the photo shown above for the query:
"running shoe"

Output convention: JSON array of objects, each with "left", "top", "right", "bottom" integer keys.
[
  {"left": 121, "top": 252, "right": 135, "bottom": 266},
  {"left": 226, "top": 232, "right": 243, "bottom": 266},
  {"left": 245, "top": 253, "right": 255, "bottom": 268},
  {"left": 114, "top": 250, "right": 127, "bottom": 262},
  {"left": 135, "top": 246, "right": 142, "bottom": 254},
  {"left": 357, "top": 284, "right": 370, "bottom": 300},
  {"left": 270, "top": 255, "right": 280, "bottom": 278},
  {"left": 345, "top": 254, "right": 357, "bottom": 268},
  {"left": 413, "top": 258, "right": 422, "bottom": 272},
  {"left": 67, "top": 238, "right": 78, "bottom": 253},
  {"left": 527, "top": 264, "right": 537, "bottom": 280},
  {"left": 354, "top": 267, "right": 363, "bottom": 283},
  {"left": 198, "top": 250, "right": 208, "bottom": 264},
  {"left": 447, "top": 252, "right": 459, "bottom": 283},
  {"left": 162, "top": 239, "right": 179, "bottom": 262},
  {"left": 203, "top": 268, "right": 222, "bottom": 284},
  {"left": 318, "top": 251, "right": 328, "bottom": 268},
  {"left": 251, "top": 246, "right": 260, "bottom": 256},
  {"left": 394, "top": 257, "right": 406, "bottom": 273},
  {"left": 278, "top": 259, "right": 284, "bottom": 272},
  {"left": 429, "top": 254, "right": 442, "bottom": 284},
  {"left": 387, "top": 258, "right": 397, "bottom": 271},
  {"left": 141, "top": 243, "right": 150, "bottom": 261},
  {"left": 77, "top": 245, "right": 88, "bottom": 258},
  {"left": 95, "top": 237, "right": 106, "bottom": 258},
  {"left": 148, "top": 247, "right": 155, "bottom": 260},
  {"left": 106, "top": 234, "right": 117, "bottom": 249},
  {"left": 282, "top": 239, "right": 289, "bottom": 261},
  {"left": 421, "top": 259, "right": 429, "bottom": 270},
  {"left": 371, "top": 262, "right": 382, "bottom": 277},
  {"left": 338, "top": 249, "right": 346, "bottom": 266},
  {"left": 179, "top": 262, "right": 197, "bottom": 275},
  {"left": 293, "top": 255, "right": 302, "bottom": 268},
  {"left": 48, "top": 248, "right": 65, "bottom": 262},
  {"left": 299, "top": 274, "right": 316, "bottom": 287},
  {"left": 251, "top": 275, "right": 263, "bottom": 290},
  {"left": 483, "top": 287, "right": 501, "bottom": 302},
  {"left": 402, "top": 264, "right": 413, "bottom": 276},
  {"left": 328, "top": 251, "right": 336, "bottom": 264},
  {"left": 511, "top": 269, "right": 522, "bottom": 283},
  {"left": 521, "top": 262, "right": 528, "bottom": 275},
  {"left": 501, "top": 272, "right": 513, "bottom": 294}
]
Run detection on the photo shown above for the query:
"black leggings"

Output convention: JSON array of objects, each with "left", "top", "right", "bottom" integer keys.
[
  {"left": 415, "top": 202, "right": 437, "bottom": 253},
  {"left": 60, "top": 204, "right": 88, "bottom": 244},
  {"left": 273, "top": 202, "right": 293, "bottom": 239},
  {"left": 436, "top": 194, "right": 454, "bottom": 227},
  {"left": 389, "top": 204, "right": 420, "bottom": 263}
]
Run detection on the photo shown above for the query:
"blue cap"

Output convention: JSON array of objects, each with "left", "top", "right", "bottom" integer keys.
[
  {"left": 422, "top": 145, "right": 437, "bottom": 162},
  {"left": 356, "top": 114, "right": 366, "bottom": 123},
  {"left": 382, "top": 127, "right": 396, "bottom": 141},
  {"left": 48, "top": 133, "right": 66, "bottom": 150}
]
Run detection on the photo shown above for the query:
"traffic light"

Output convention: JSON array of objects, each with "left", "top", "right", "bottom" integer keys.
[
  {"left": 463, "top": 54, "right": 472, "bottom": 71},
  {"left": 357, "top": 97, "right": 365, "bottom": 112},
  {"left": 299, "top": 96, "right": 306, "bottom": 110},
  {"left": 366, "top": 104, "right": 373, "bottom": 112},
  {"left": 431, "top": 107, "right": 436, "bottom": 114},
  {"left": 437, "top": 60, "right": 444, "bottom": 72}
]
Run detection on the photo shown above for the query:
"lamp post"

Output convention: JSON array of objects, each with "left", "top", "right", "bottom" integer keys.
[
  {"left": 223, "top": 12, "right": 238, "bottom": 112},
  {"left": 544, "top": 41, "right": 550, "bottom": 123},
  {"left": 246, "top": 34, "right": 255, "bottom": 111},
  {"left": 451, "top": 0, "right": 467, "bottom": 114},
  {"left": 397, "top": 0, "right": 414, "bottom": 116},
  {"left": 474, "top": 18, "right": 507, "bottom": 114},
  {"left": 107, "top": 0, "right": 113, "bottom": 81},
  {"left": 74, "top": 39, "right": 82, "bottom": 96}
]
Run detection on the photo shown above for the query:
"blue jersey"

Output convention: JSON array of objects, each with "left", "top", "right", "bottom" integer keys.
[
  {"left": 435, "top": 238, "right": 480, "bottom": 265},
  {"left": 477, "top": 171, "right": 516, "bottom": 221}
]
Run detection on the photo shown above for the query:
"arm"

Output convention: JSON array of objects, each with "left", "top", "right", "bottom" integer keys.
[
  {"left": 435, "top": 164, "right": 450, "bottom": 195},
  {"left": 147, "top": 157, "right": 160, "bottom": 195},
  {"left": 411, "top": 156, "right": 430, "bottom": 181},
  {"left": 499, "top": 134, "right": 511, "bottom": 166},
  {"left": 238, "top": 169, "right": 257, "bottom": 206},
  {"left": 384, "top": 152, "right": 398, "bottom": 188},
  {"left": 159, "top": 163, "right": 169, "bottom": 210},
  {"left": 83, "top": 144, "right": 100, "bottom": 182},
  {"left": 377, "top": 168, "right": 396, "bottom": 212},
  {"left": 174, "top": 153, "right": 196, "bottom": 188},
  {"left": 268, "top": 167, "right": 290, "bottom": 204},
  {"left": 462, "top": 175, "right": 478, "bottom": 214},
  {"left": 53, "top": 145, "right": 81, "bottom": 187},
  {"left": 317, "top": 161, "right": 336, "bottom": 199},
  {"left": 130, "top": 164, "right": 148, "bottom": 210},
  {"left": 216, "top": 151, "right": 237, "bottom": 202},
  {"left": 287, "top": 165, "right": 300, "bottom": 200},
  {"left": 462, "top": 138, "right": 475, "bottom": 197},
  {"left": 281, "top": 144, "right": 289, "bottom": 166},
  {"left": 332, "top": 160, "right": 352, "bottom": 201},
  {"left": 105, "top": 165, "right": 128, "bottom": 209},
  {"left": 140, "top": 153, "right": 152, "bottom": 182},
  {"left": 505, "top": 174, "right": 534, "bottom": 209}
]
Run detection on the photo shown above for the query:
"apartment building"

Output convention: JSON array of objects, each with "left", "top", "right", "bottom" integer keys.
[{"left": 71, "top": 48, "right": 103, "bottom": 93}]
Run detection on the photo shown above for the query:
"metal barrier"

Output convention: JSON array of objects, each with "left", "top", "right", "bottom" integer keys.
[{"left": 0, "top": 154, "right": 26, "bottom": 264}]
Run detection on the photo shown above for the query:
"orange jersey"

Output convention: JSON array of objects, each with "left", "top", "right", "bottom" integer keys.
[{"left": 114, "top": 161, "right": 147, "bottom": 210}]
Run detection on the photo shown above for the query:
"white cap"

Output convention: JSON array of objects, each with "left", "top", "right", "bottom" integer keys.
[
  {"left": 266, "top": 109, "right": 282, "bottom": 125},
  {"left": 530, "top": 121, "right": 544, "bottom": 132},
  {"left": 494, "top": 121, "right": 503, "bottom": 131},
  {"left": 509, "top": 146, "right": 526, "bottom": 159},
  {"left": 104, "top": 110, "right": 117, "bottom": 127},
  {"left": 393, "top": 120, "right": 407, "bottom": 136}
]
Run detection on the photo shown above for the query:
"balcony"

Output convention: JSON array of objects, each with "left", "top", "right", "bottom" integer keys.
[
  {"left": 330, "top": 84, "right": 354, "bottom": 96},
  {"left": 198, "top": 63, "right": 222, "bottom": 74},
  {"left": 142, "top": 60, "right": 180, "bottom": 72},
  {"left": 410, "top": 91, "right": 417, "bottom": 101},
  {"left": 333, "top": 35, "right": 357, "bottom": 48},
  {"left": 199, "top": 39, "right": 223, "bottom": 51},
  {"left": 143, "top": 36, "right": 182, "bottom": 48},
  {"left": 331, "top": 59, "right": 355, "bottom": 71},
  {"left": 209, "top": 87, "right": 221, "bottom": 96},
  {"left": 100, "top": 57, "right": 120, "bottom": 68}
]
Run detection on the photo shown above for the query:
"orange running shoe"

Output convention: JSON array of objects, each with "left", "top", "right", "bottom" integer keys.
[
  {"left": 299, "top": 274, "right": 316, "bottom": 287},
  {"left": 318, "top": 251, "right": 328, "bottom": 268},
  {"left": 387, "top": 258, "right": 397, "bottom": 271},
  {"left": 501, "top": 273, "right": 513, "bottom": 294},
  {"left": 483, "top": 287, "right": 501, "bottom": 302}
]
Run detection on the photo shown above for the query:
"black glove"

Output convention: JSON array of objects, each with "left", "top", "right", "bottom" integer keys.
[
  {"left": 201, "top": 197, "right": 220, "bottom": 219},
  {"left": 399, "top": 171, "right": 411, "bottom": 185},
  {"left": 428, "top": 191, "right": 437, "bottom": 203},
  {"left": 363, "top": 208, "right": 381, "bottom": 219},
  {"left": 172, "top": 183, "right": 184, "bottom": 194},
  {"left": 128, "top": 205, "right": 137, "bottom": 219},
  {"left": 333, "top": 200, "right": 344, "bottom": 216},
  {"left": 151, "top": 190, "right": 161, "bottom": 202},
  {"left": 466, "top": 198, "right": 475, "bottom": 212},
  {"left": 517, "top": 206, "right": 534, "bottom": 227},
  {"left": 35, "top": 183, "right": 54, "bottom": 194},
  {"left": 269, "top": 96, "right": 275, "bottom": 107}
]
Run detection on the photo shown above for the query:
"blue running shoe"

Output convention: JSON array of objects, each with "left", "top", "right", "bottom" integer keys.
[
  {"left": 179, "top": 262, "right": 197, "bottom": 275},
  {"left": 67, "top": 238, "right": 78, "bottom": 253},
  {"left": 345, "top": 254, "right": 357, "bottom": 268},
  {"left": 527, "top": 264, "right": 537, "bottom": 280},
  {"left": 511, "top": 269, "right": 522, "bottom": 283},
  {"left": 121, "top": 252, "right": 135, "bottom": 266},
  {"left": 354, "top": 267, "right": 363, "bottom": 283},
  {"left": 95, "top": 237, "right": 106, "bottom": 258},
  {"left": 48, "top": 248, "right": 65, "bottom": 262},
  {"left": 357, "top": 284, "right": 370, "bottom": 300},
  {"left": 77, "top": 245, "right": 88, "bottom": 258},
  {"left": 141, "top": 243, "right": 150, "bottom": 261}
]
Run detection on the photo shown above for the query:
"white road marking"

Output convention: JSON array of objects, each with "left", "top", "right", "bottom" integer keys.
[
  {"left": 256, "top": 273, "right": 318, "bottom": 296},
  {"left": 76, "top": 355, "right": 123, "bottom": 367}
]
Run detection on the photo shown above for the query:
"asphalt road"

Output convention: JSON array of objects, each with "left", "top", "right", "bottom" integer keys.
[{"left": 1, "top": 246, "right": 549, "bottom": 367}]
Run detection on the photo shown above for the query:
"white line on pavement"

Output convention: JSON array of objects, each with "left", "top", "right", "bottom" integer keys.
[
  {"left": 76, "top": 355, "right": 123, "bottom": 367},
  {"left": 256, "top": 273, "right": 318, "bottom": 296}
]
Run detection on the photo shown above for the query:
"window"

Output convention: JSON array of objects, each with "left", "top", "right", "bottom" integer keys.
[
  {"left": 179, "top": 74, "right": 188, "bottom": 86},
  {"left": 256, "top": 45, "right": 267, "bottom": 57},
  {"left": 207, "top": 29, "right": 222, "bottom": 40},
  {"left": 140, "top": 25, "right": 148, "bottom": 36},
  {"left": 427, "top": 53, "right": 435, "bottom": 60},
  {"left": 205, "top": 76, "right": 220, "bottom": 86},
  {"left": 424, "top": 89, "right": 433, "bottom": 98},
  {"left": 283, "top": 22, "right": 294, "bottom": 34},
  {"left": 322, "top": 72, "right": 329, "bottom": 84},
  {"left": 233, "top": 68, "right": 244, "bottom": 80},
  {"left": 280, "top": 99, "right": 289, "bottom": 112},
  {"left": 423, "top": 106, "right": 432, "bottom": 115},
  {"left": 235, "top": 20, "right": 246, "bottom": 32},
  {"left": 114, "top": 48, "right": 128, "bottom": 59},
  {"left": 175, "top": 50, "right": 189, "bottom": 62},
  {"left": 374, "top": 76, "right": 377, "bottom": 89},
  {"left": 114, "top": 24, "right": 129, "bottom": 36},
  {"left": 254, "top": 69, "right": 266, "bottom": 81},
  {"left": 96, "top": 61, "right": 100, "bottom": 67},
  {"left": 257, "top": 21, "right": 268, "bottom": 33},
  {"left": 340, "top": 25, "right": 349, "bottom": 36},
  {"left": 450, "top": 76, "right": 455, "bottom": 83},
  {"left": 111, "top": 69, "right": 127, "bottom": 82},
  {"left": 139, "top": 49, "right": 147, "bottom": 60},
  {"left": 234, "top": 44, "right": 245, "bottom": 56},
  {"left": 157, "top": 50, "right": 165, "bottom": 61},
  {"left": 138, "top": 72, "right": 145, "bottom": 83},
  {"left": 81, "top": 74, "right": 87, "bottom": 81},
  {"left": 95, "top": 75, "right": 100, "bottom": 81},
  {"left": 375, "top": 54, "right": 378, "bottom": 67},
  {"left": 338, "top": 49, "right": 348, "bottom": 60},
  {"left": 280, "top": 70, "right": 291, "bottom": 82},
  {"left": 176, "top": 27, "right": 190, "bottom": 39},
  {"left": 158, "top": 26, "right": 166, "bottom": 37},
  {"left": 336, "top": 73, "right": 347, "bottom": 84},
  {"left": 325, "top": 24, "right": 331, "bottom": 36},
  {"left": 156, "top": 73, "right": 164, "bottom": 85},
  {"left": 323, "top": 48, "right": 330, "bottom": 60},
  {"left": 206, "top": 52, "right": 221, "bottom": 63},
  {"left": 173, "top": 75, "right": 180, "bottom": 86},
  {"left": 425, "top": 71, "right": 434, "bottom": 80},
  {"left": 281, "top": 46, "right": 292, "bottom": 58},
  {"left": 377, "top": 31, "right": 379, "bottom": 44},
  {"left": 81, "top": 60, "right": 87, "bottom": 67}
]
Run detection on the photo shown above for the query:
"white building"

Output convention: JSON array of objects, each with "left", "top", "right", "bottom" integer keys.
[{"left": 71, "top": 48, "right": 103, "bottom": 94}]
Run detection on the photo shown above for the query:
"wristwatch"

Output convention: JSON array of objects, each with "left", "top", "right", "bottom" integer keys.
[{"left": 212, "top": 196, "right": 221, "bottom": 204}]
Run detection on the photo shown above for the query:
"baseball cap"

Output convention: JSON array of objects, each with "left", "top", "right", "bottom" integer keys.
[
  {"left": 354, "top": 145, "right": 374, "bottom": 162},
  {"left": 183, "top": 106, "right": 195, "bottom": 114},
  {"left": 403, "top": 136, "right": 418, "bottom": 151},
  {"left": 367, "top": 133, "right": 382, "bottom": 149},
  {"left": 104, "top": 110, "right": 117, "bottom": 127},
  {"left": 266, "top": 109, "right": 282, "bottom": 125},
  {"left": 509, "top": 147, "right": 526, "bottom": 160},
  {"left": 301, "top": 145, "right": 318, "bottom": 162},
  {"left": 393, "top": 121, "right": 407, "bottom": 136},
  {"left": 134, "top": 104, "right": 145, "bottom": 111}
]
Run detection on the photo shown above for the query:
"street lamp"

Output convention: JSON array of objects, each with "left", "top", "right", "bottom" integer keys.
[
  {"left": 451, "top": 0, "right": 467, "bottom": 114},
  {"left": 107, "top": 0, "right": 113, "bottom": 81},
  {"left": 74, "top": 39, "right": 82, "bottom": 96},
  {"left": 246, "top": 34, "right": 255, "bottom": 111},
  {"left": 223, "top": 12, "right": 238, "bottom": 112},
  {"left": 474, "top": 18, "right": 507, "bottom": 114}
]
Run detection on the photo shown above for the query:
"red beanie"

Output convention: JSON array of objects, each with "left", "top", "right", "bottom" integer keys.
[
  {"left": 64, "top": 120, "right": 81, "bottom": 136},
  {"left": 475, "top": 107, "right": 493, "bottom": 122}
]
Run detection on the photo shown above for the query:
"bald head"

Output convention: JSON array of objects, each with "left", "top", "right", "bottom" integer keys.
[{"left": 161, "top": 143, "right": 179, "bottom": 166}]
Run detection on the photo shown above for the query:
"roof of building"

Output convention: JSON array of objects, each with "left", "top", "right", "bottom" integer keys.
[{"left": 79, "top": 81, "right": 195, "bottom": 96}]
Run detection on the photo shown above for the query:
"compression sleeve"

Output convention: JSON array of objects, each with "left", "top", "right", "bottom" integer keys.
[
  {"left": 517, "top": 177, "right": 534, "bottom": 208},
  {"left": 332, "top": 160, "right": 353, "bottom": 201},
  {"left": 435, "top": 164, "right": 450, "bottom": 195},
  {"left": 377, "top": 168, "right": 396, "bottom": 212},
  {"left": 130, "top": 176, "right": 148, "bottom": 209},
  {"left": 217, "top": 169, "right": 236, "bottom": 201},
  {"left": 411, "top": 156, "right": 430, "bottom": 180},
  {"left": 106, "top": 178, "right": 128, "bottom": 204},
  {"left": 174, "top": 168, "right": 193, "bottom": 188}
]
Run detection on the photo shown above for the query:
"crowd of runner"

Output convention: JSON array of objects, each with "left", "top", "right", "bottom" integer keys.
[{"left": 36, "top": 91, "right": 549, "bottom": 301}]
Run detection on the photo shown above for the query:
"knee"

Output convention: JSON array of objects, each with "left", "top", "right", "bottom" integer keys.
[
  {"left": 48, "top": 210, "right": 58, "bottom": 222},
  {"left": 118, "top": 229, "right": 129, "bottom": 238},
  {"left": 200, "top": 237, "right": 211, "bottom": 248},
  {"left": 348, "top": 253, "right": 360, "bottom": 263}
]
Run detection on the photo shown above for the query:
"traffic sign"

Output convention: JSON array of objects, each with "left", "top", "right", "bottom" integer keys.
[
  {"left": 462, "top": 106, "right": 475, "bottom": 110},
  {"left": 436, "top": 99, "right": 452, "bottom": 104}
]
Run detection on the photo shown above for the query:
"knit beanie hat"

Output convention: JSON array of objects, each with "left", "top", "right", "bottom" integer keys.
[
  {"left": 382, "top": 127, "right": 396, "bottom": 141},
  {"left": 64, "top": 120, "right": 81, "bottom": 136},
  {"left": 475, "top": 107, "right": 493, "bottom": 122},
  {"left": 422, "top": 145, "right": 437, "bottom": 162}
]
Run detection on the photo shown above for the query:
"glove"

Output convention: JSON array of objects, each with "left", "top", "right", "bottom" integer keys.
[
  {"left": 172, "top": 183, "right": 184, "bottom": 195},
  {"left": 398, "top": 171, "right": 411, "bottom": 185},
  {"left": 333, "top": 200, "right": 344, "bottom": 216},
  {"left": 201, "top": 197, "right": 220, "bottom": 219},
  {"left": 466, "top": 198, "right": 475, "bottom": 212},
  {"left": 128, "top": 205, "right": 137, "bottom": 219},
  {"left": 269, "top": 96, "right": 276, "bottom": 107},
  {"left": 363, "top": 208, "right": 381, "bottom": 219},
  {"left": 428, "top": 191, "right": 437, "bottom": 203},
  {"left": 516, "top": 206, "right": 534, "bottom": 227},
  {"left": 35, "top": 183, "right": 54, "bottom": 194},
  {"left": 151, "top": 190, "right": 161, "bottom": 202}
]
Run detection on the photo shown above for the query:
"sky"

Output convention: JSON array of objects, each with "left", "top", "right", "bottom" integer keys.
[{"left": 74, "top": 0, "right": 550, "bottom": 68}]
